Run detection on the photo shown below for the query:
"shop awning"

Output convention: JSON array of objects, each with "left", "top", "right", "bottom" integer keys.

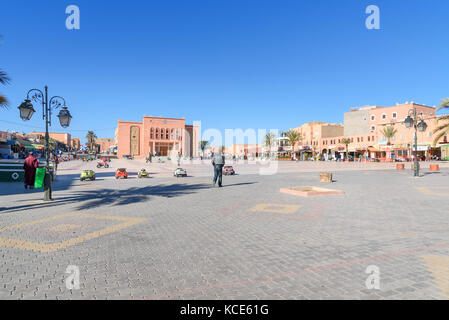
[
  {"left": 1, "top": 140, "right": 16, "bottom": 146},
  {"left": 24, "top": 144, "right": 44, "bottom": 150},
  {"left": 15, "top": 139, "right": 33, "bottom": 147},
  {"left": 368, "top": 147, "right": 381, "bottom": 152}
]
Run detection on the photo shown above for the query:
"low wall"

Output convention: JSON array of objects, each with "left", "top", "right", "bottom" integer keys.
[{"left": 0, "top": 160, "right": 53, "bottom": 182}]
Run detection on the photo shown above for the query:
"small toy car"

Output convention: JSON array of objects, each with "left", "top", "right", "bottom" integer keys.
[
  {"left": 223, "top": 166, "right": 235, "bottom": 175},
  {"left": 80, "top": 170, "right": 95, "bottom": 181},
  {"left": 174, "top": 168, "right": 187, "bottom": 177},
  {"left": 96, "top": 160, "right": 109, "bottom": 168},
  {"left": 115, "top": 168, "right": 128, "bottom": 179},
  {"left": 138, "top": 168, "right": 149, "bottom": 178}
]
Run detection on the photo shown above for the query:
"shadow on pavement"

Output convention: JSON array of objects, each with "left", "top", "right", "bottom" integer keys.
[
  {"left": 1, "top": 183, "right": 211, "bottom": 213},
  {"left": 221, "top": 182, "right": 257, "bottom": 187}
]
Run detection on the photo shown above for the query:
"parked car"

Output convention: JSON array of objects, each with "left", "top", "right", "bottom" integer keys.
[
  {"left": 80, "top": 170, "right": 95, "bottom": 181},
  {"left": 173, "top": 168, "right": 187, "bottom": 177},
  {"left": 223, "top": 166, "right": 235, "bottom": 175},
  {"left": 115, "top": 168, "right": 128, "bottom": 179}
]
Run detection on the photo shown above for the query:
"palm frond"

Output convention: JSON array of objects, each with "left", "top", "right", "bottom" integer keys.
[
  {"left": 436, "top": 115, "right": 449, "bottom": 122},
  {"left": 433, "top": 128, "right": 449, "bottom": 146},
  {"left": 437, "top": 98, "right": 449, "bottom": 111},
  {"left": 0, "top": 70, "right": 10, "bottom": 85},
  {"left": 432, "top": 122, "right": 449, "bottom": 134},
  {"left": 0, "top": 94, "right": 8, "bottom": 108}
]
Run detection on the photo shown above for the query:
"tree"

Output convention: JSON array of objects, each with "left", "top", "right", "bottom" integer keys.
[
  {"left": 433, "top": 98, "right": 449, "bottom": 146},
  {"left": 341, "top": 138, "right": 351, "bottom": 155},
  {"left": 264, "top": 132, "right": 276, "bottom": 147},
  {"left": 199, "top": 140, "right": 209, "bottom": 156},
  {"left": 381, "top": 126, "right": 398, "bottom": 145},
  {"left": 285, "top": 129, "right": 302, "bottom": 150},
  {"left": 86, "top": 131, "right": 97, "bottom": 151},
  {"left": 48, "top": 138, "right": 58, "bottom": 151}
]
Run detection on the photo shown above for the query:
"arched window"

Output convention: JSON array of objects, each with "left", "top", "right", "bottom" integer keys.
[
  {"left": 156, "top": 128, "right": 159, "bottom": 139},
  {"left": 171, "top": 129, "right": 174, "bottom": 140},
  {"left": 166, "top": 128, "right": 169, "bottom": 139},
  {"left": 150, "top": 128, "right": 154, "bottom": 139},
  {"left": 161, "top": 128, "right": 165, "bottom": 140}
]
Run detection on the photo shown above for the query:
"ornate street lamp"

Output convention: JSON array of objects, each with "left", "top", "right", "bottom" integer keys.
[
  {"left": 403, "top": 106, "right": 427, "bottom": 177},
  {"left": 57, "top": 106, "right": 72, "bottom": 128},
  {"left": 417, "top": 119, "right": 428, "bottom": 132},
  {"left": 18, "top": 86, "right": 71, "bottom": 201},
  {"left": 18, "top": 99, "right": 36, "bottom": 121},
  {"left": 404, "top": 115, "right": 414, "bottom": 129}
]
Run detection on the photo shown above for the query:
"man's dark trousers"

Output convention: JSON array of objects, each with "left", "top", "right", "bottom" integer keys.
[{"left": 213, "top": 164, "right": 224, "bottom": 187}]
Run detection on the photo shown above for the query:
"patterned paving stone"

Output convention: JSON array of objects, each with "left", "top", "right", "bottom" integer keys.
[{"left": 1, "top": 161, "right": 449, "bottom": 299}]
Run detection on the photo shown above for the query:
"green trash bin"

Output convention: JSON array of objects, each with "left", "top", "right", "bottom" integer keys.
[{"left": 34, "top": 167, "right": 46, "bottom": 189}]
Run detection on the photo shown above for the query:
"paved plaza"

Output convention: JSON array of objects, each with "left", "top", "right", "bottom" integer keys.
[{"left": 1, "top": 159, "right": 449, "bottom": 299}]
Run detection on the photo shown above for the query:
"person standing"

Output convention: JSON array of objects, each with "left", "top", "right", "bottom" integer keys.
[
  {"left": 212, "top": 150, "right": 225, "bottom": 187},
  {"left": 23, "top": 151, "right": 39, "bottom": 189}
]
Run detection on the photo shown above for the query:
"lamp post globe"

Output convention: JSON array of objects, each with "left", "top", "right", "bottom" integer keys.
[
  {"left": 57, "top": 106, "right": 72, "bottom": 128},
  {"left": 404, "top": 115, "right": 414, "bottom": 129},
  {"left": 417, "top": 120, "right": 427, "bottom": 132},
  {"left": 18, "top": 99, "right": 36, "bottom": 121}
]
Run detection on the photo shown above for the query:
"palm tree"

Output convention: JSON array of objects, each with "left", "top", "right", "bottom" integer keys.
[
  {"left": 285, "top": 129, "right": 302, "bottom": 159},
  {"left": 199, "top": 140, "right": 209, "bottom": 156},
  {"left": 264, "top": 132, "right": 276, "bottom": 147},
  {"left": 86, "top": 131, "right": 97, "bottom": 151},
  {"left": 381, "top": 126, "right": 398, "bottom": 145},
  {"left": 285, "top": 129, "right": 302, "bottom": 150},
  {"left": 341, "top": 138, "right": 351, "bottom": 155},
  {"left": 433, "top": 98, "right": 449, "bottom": 146},
  {"left": 48, "top": 138, "right": 58, "bottom": 151}
]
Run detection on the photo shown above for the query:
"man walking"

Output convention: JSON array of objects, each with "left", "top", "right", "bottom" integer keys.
[
  {"left": 23, "top": 151, "right": 39, "bottom": 189},
  {"left": 212, "top": 149, "right": 225, "bottom": 187}
]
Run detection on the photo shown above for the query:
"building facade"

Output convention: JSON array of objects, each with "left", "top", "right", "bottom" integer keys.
[
  {"left": 29, "top": 132, "right": 72, "bottom": 147},
  {"left": 115, "top": 115, "right": 199, "bottom": 159},
  {"left": 71, "top": 138, "right": 81, "bottom": 150},
  {"left": 294, "top": 102, "right": 448, "bottom": 161},
  {"left": 96, "top": 138, "right": 115, "bottom": 153}
]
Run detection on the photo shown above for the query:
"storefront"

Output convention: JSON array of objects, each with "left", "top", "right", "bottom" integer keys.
[{"left": 440, "top": 144, "right": 449, "bottom": 160}]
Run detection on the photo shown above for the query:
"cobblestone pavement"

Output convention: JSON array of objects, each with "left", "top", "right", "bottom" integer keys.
[{"left": 1, "top": 159, "right": 449, "bottom": 300}]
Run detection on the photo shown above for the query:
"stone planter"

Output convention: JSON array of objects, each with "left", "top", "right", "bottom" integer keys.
[
  {"left": 280, "top": 186, "right": 344, "bottom": 197},
  {"left": 320, "top": 172, "right": 332, "bottom": 183},
  {"left": 396, "top": 164, "right": 405, "bottom": 170},
  {"left": 430, "top": 164, "right": 440, "bottom": 172}
]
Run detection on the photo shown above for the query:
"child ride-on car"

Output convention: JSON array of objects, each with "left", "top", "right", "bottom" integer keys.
[
  {"left": 174, "top": 168, "right": 187, "bottom": 177},
  {"left": 80, "top": 170, "right": 95, "bottom": 181},
  {"left": 115, "top": 168, "right": 128, "bottom": 179},
  {"left": 138, "top": 169, "right": 149, "bottom": 178},
  {"left": 96, "top": 160, "right": 109, "bottom": 168},
  {"left": 223, "top": 166, "right": 235, "bottom": 175}
]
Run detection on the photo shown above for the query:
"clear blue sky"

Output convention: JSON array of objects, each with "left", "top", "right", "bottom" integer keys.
[{"left": 1, "top": 0, "right": 448, "bottom": 143}]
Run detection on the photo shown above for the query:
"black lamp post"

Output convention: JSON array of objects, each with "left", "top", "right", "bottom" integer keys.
[
  {"left": 18, "top": 86, "right": 72, "bottom": 201},
  {"left": 403, "top": 106, "right": 427, "bottom": 177}
]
